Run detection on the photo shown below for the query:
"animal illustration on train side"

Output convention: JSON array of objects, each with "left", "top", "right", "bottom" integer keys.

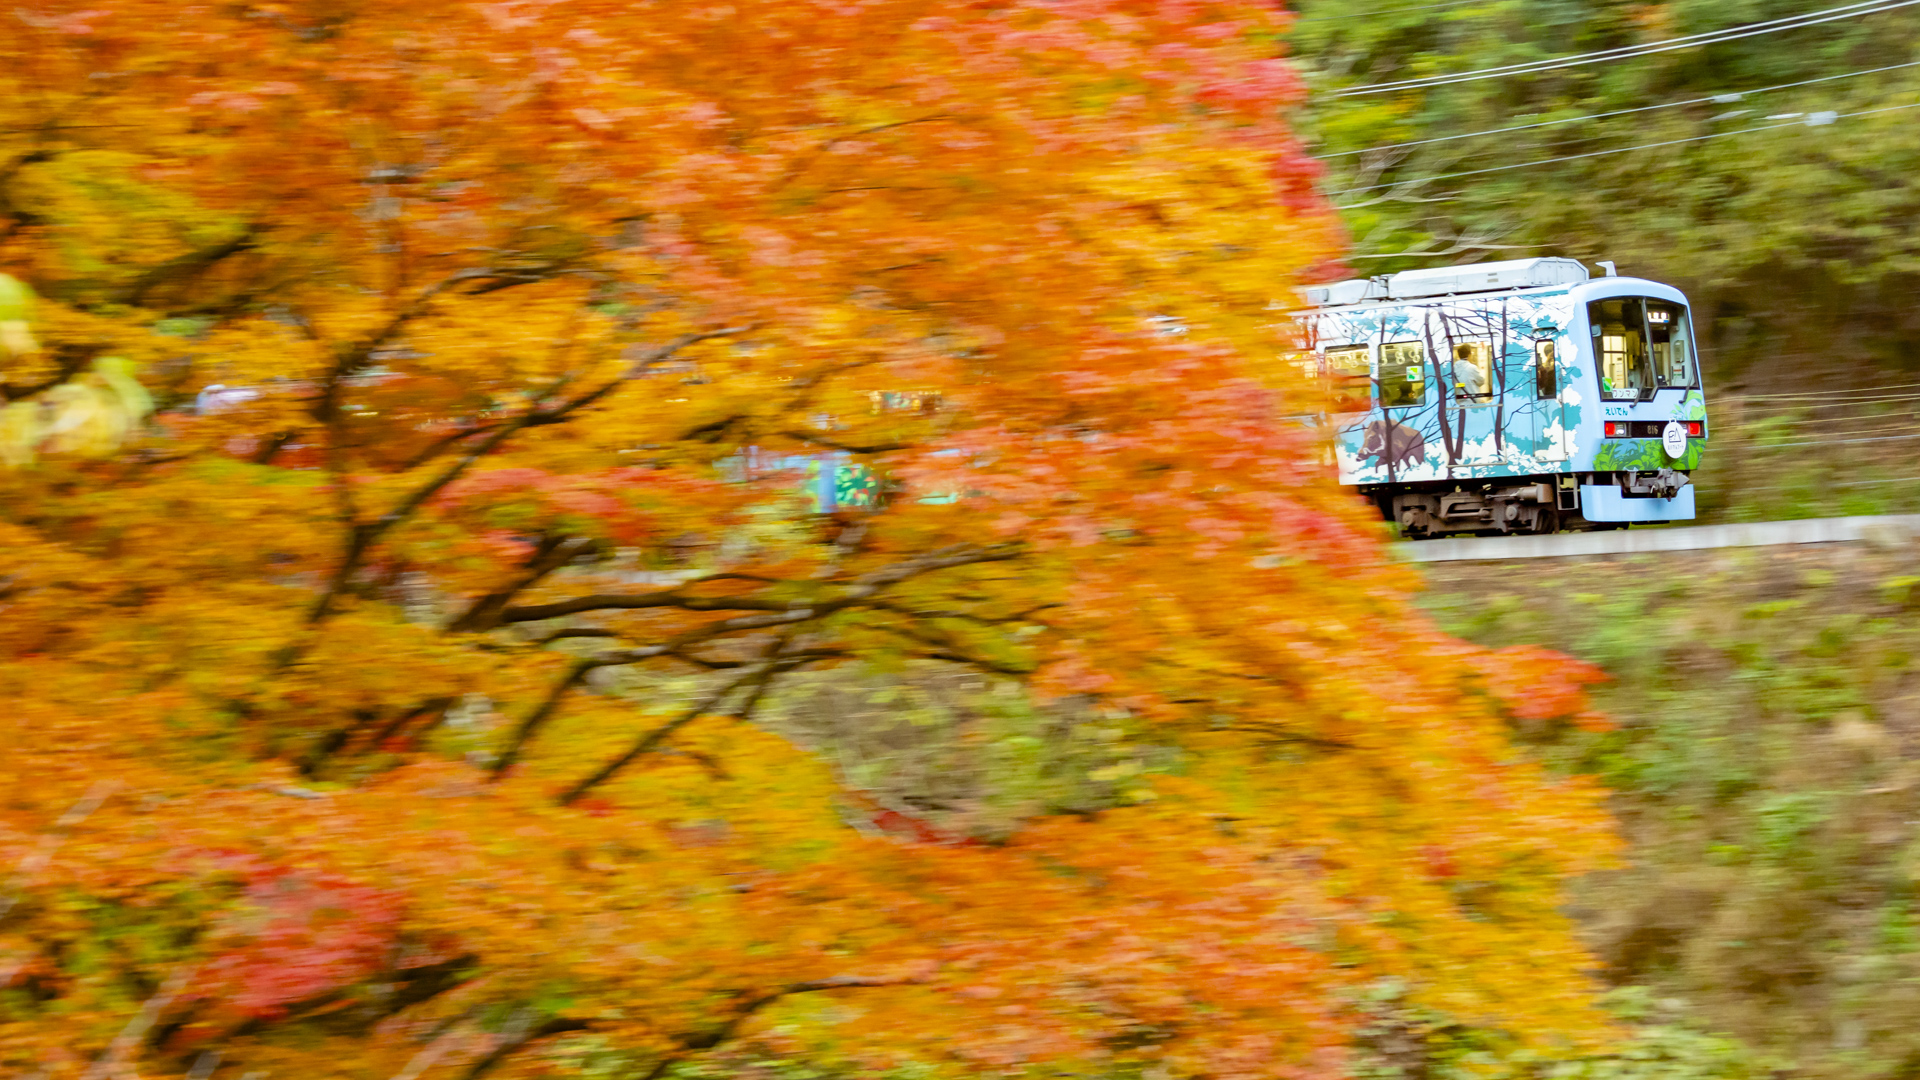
[{"left": 1296, "top": 257, "right": 1707, "bottom": 539}]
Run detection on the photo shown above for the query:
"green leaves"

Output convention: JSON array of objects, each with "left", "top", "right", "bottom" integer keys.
[
  {"left": 0, "top": 356, "right": 155, "bottom": 466},
  {"left": 0, "top": 273, "right": 35, "bottom": 355}
]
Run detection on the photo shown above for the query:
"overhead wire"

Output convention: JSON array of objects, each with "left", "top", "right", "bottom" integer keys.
[
  {"left": 1725, "top": 381, "right": 1920, "bottom": 400},
  {"left": 1827, "top": 475, "right": 1920, "bottom": 486},
  {"left": 1754, "top": 431, "right": 1920, "bottom": 448},
  {"left": 1750, "top": 410, "right": 1920, "bottom": 424},
  {"left": 1738, "top": 396, "right": 1920, "bottom": 412},
  {"left": 1743, "top": 421, "right": 1920, "bottom": 439},
  {"left": 1315, "top": 59, "right": 1920, "bottom": 159},
  {"left": 1741, "top": 474, "right": 1920, "bottom": 490},
  {"left": 1346, "top": 0, "right": 1900, "bottom": 89},
  {"left": 1335, "top": 99, "right": 1920, "bottom": 195},
  {"left": 1712, "top": 394, "right": 1920, "bottom": 416},
  {"left": 1332, "top": 0, "right": 1920, "bottom": 96},
  {"left": 1297, "top": 2, "right": 1920, "bottom": 447}
]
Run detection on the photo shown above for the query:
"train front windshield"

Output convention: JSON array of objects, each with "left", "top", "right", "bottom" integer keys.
[{"left": 1590, "top": 297, "right": 1697, "bottom": 400}]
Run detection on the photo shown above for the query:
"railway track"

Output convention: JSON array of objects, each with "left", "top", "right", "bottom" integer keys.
[{"left": 1397, "top": 513, "right": 1920, "bottom": 562}]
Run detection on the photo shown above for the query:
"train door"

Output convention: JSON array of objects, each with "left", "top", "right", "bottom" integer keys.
[
  {"left": 1531, "top": 337, "right": 1569, "bottom": 461},
  {"left": 1447, "top": 338, "right": 1503, "bottom": 464}
]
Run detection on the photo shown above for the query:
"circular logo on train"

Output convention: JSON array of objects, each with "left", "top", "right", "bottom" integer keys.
[{"left": 1661, "top": 420, "right": 1687, "bottom": 459}]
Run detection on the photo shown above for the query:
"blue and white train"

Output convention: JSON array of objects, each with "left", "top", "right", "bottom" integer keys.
[{"left": 1298, "top": 257, "right": 1708, "bottom": 537}]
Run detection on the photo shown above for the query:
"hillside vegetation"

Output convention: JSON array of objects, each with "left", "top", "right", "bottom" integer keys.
[{"left": 1426, "top": 543, "right": 1920, "bottom": 1080}]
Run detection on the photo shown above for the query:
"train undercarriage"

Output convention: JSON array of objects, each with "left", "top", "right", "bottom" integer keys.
[{"left": 1362, "top": 469, "right": 1691, "bottom": 538}]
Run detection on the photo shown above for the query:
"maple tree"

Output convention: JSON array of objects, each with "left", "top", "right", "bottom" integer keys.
[{"left": 1, "top": 2, "right": 1620, "bottom": 1078}]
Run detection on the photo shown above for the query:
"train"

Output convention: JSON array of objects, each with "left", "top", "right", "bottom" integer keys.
[{"left": 1297, "top": 257, "right": 1707, "bottom": 538}]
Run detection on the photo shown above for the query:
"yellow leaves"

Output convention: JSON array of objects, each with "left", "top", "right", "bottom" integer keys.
[
  {"left": 0, "top": 3, "right": 1632, "bottom": 1076},
  {"left": 0, "top": 321, "right": 34, "bottom": 357}
]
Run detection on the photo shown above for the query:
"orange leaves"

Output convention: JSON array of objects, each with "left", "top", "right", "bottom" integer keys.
[
  {"left": 429, "top": 465, "right": 749, "bottom": 549},
  {"left": 0, "top": 1, "right": 1628, "bottom": 1076}
]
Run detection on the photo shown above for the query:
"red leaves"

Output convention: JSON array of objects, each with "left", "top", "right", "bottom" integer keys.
[
  {"left": 840, "top": 788, "right": 973, "bottom": 846},
  {"left": 186, "top": 854, "right": 402, "bottom": 1026},
  {"left": 1470, "top": 645, "right": 1613, "bottom": 731},
  {"left": 867, "top": 808, "right": 961, "bottom": 846}
]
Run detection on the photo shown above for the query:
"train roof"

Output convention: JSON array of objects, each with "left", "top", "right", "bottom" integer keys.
[{"left": 1300, "top": 258, "right": 1595, "bottom": 309}]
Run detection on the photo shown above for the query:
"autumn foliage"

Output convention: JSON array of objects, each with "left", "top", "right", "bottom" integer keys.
[{"left": 1, "top": 3, "right": 1617, "bottom": 1077}]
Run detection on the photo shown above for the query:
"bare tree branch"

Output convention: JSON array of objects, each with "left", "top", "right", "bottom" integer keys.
[
  {"left": 113, "top": 227, "right": 258, "bottom": 307},
  {"left": 779, "top": 429, "right": 912, "bottom": 454},
  {"left": 458, "top": 1008, "right": 593, "bottom": 1080},
  {"left": 770, "top": 114, "right": 955, "bottom": 191},
  {"left": 638, "top": 976, "right": 911, "bottom": 1080},
  {"left": 556, "top": 662, "right": 773, "bottom": 806},
  {"left": 492, "top": 544, "right": 1023, "bottom": 773},
  {"left": 531, "top": 325, "right": 756, "bottom": 422},
  {"left": 447, "top": 535, "right": 600, "bottom": 632},
  {"left": 490, "top": 656, "right": 604, "bottom": 779},
  {"left": 498, "top": 589, "right": 789, "bottom": 624},
  {"left": 308, "top": 372, "right": 576, "bottom": 624},
  {"left": 537, "top": 627, "right": 620, "bottom": 646},
  {"left": 0, "top": 781, "right": 118, "bottom": 923},
  {"left": 499, "top": 544, "right": 1022, "bottom": 628},
  {"left": 80, "top": 962, "right": 198, "bottom": 1080}
]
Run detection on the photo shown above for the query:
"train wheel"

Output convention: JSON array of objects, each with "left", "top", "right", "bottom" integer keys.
[{"left": 1535, "top": 505, "right": 1560, "bottom": 535}]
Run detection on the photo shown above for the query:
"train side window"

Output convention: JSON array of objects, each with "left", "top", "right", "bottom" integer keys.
[
  {"left": 1534, "top": 340, "right": 1557, "bottom": 398},
  {"left": 1646, "top": 301, "right": 1697, "bottom": 388},
  {"left": 1588, "top": 298, "right": 1654, "bottom": 400},
  {"left": 1449, "top": 340, "right": 1493, "bottom": 401},
  {"left": 1324, "top": 345, "right": 1371, "bottom": 414},
  {"left": 1379, "top": 342, "right": 1425, "bottom": 407}
]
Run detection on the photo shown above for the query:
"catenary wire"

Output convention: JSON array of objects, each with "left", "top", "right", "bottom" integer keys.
[
  {"left": 1333, "top": 0, "right": 1920, "bottom": 96},
  {"left": 1741, "top": 421, "right": 1920, "bottom": 438},
  {"left": 1333, "top": 0, "right": 1918, "bottom": 96},
  {"left": 1754, "top": 431, "right": 1920, "bottom": 448},
  {"left": 1825, "top": 475, "right": 1920, "bottom": 487},
  {"left": 1725, "top": 381, "right": 1920, "bottom": 400},
  {"left": 1739, "top": 474, "right": 1920, "bottom": 488},
  {"left": 1335, "top": 99, "right": 1920, "bottom": 195},
  {"left": 1315, "top": 59, "right": 1920, "bottom": 159},
  {"left": 1342, "top": 0, "right": 1899, "bottom": 90},
  {"left": 1718, "top": 392, "right": 1920, "bottom": 411},
  {"left": 1738, "top": 395, "right": 1920, "bottom": 411},
  {"left": 1742, "top": 475, "right": 1920, "bottom": 491},
  {"left": 1749, "top": 409, "right": 1920, "bottom": 423},
  {"left": 1828, "top": 475, "right": 1920, "bottom": 487}
]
